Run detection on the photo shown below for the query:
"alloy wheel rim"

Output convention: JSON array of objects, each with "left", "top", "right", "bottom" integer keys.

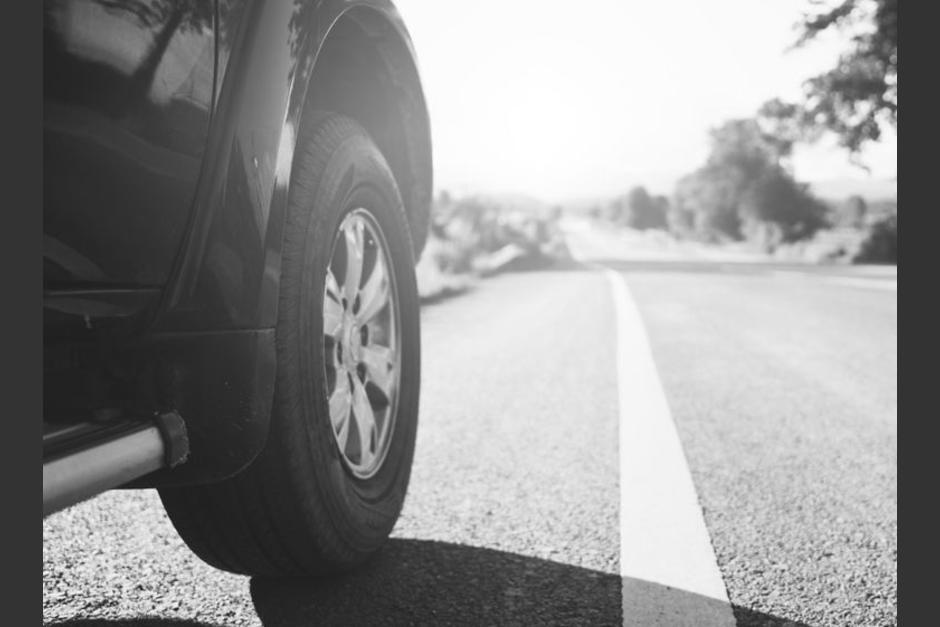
[{"left": 322, "top": 209, "right": 401, "bottom": 479}]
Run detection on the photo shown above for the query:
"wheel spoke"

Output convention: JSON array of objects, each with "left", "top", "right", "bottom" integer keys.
[
  {"left": 334, "top": 409, "right": 350, "bottom": 453},
  {"left": 326, "top": 267, "right": 343, "bottom": 301},
  {"left": 343, "top": 219, "right": 365, "bottom": 299},
  {"left": 329, "top": 373, "right": 353, "bottom": 455},
  {"left": 357, "top": 258, "right": 390, "bottom": 324},
  {"left": 361, "top": 344, "right": 395, "bottom": 397},
  {"left": 351, "top": 376, "right": 376, "bottom": 467},
  {"left": 323, "top": 294, "right": 344, "bottom": 339},
  {"left": 324, "top": 268, "right": 345, "bottom": 337}
]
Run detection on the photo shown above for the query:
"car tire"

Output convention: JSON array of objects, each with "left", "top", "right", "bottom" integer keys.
[{"left": 158, "top": 112, "right": 421, "bottom": 576}]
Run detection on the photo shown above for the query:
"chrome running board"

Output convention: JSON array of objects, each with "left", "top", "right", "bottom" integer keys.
[{"left": 43, "top": 412, "right": 188, "bottom": 517}]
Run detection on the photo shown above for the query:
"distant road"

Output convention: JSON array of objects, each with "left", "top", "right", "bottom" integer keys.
[{"left": 44, "top": 221, "right": 896, "bottom": 626}]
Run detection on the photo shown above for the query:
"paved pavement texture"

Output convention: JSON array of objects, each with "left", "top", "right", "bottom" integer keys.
[{"left": 43, "top": 220, "right": 897, "bottom": 626}]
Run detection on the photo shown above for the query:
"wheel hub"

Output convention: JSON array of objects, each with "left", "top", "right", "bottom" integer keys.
[
  {"left": 341, "top": 315, "right": 361, "bottom": 362},
  {"left": 322, "top": 209, "right": 401, "bottom": 479}
]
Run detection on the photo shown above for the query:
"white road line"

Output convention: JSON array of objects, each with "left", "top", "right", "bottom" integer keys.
[{"left": 604, "top": 269, "right": 736, "bottom": 627}]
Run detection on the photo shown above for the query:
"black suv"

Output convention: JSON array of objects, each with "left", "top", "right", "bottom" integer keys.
[{"left": 43, "top": 0, "right": 432, "bottom": 576}]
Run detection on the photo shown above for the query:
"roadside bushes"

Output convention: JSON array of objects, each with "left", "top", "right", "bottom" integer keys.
[
  {"left": 770, "top": 203, "right": 897, "bottom": 264},
  {"left": 855, "top": 210, "right": 898, "bottom": 263},
  {"left": 415, "top": 192, "right": 569, "bottom": 298}
]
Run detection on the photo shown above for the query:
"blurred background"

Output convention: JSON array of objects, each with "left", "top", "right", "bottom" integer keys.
[{"left": 394, "top": 0, "right": 897, "bottom": 297}]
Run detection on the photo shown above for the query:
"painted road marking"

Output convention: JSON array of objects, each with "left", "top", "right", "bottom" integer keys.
[{"left": 604, "top": 269, "right": 736, "bottom": 627}]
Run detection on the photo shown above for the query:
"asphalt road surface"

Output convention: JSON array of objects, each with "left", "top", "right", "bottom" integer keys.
[{"left": 43, "top": 220, "right": 897, "bottom": 626}]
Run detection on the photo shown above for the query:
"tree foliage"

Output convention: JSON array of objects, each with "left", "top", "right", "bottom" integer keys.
[
  {"left": 759, "top": 0, "right": 898, "bottom": 159},
  {"left": 625, "top": 186, "right": 668, "bottom": 230},
  {"left": 603, "top": 186, "right": 669, "bottom": 230},
  {"left": 672, "top": 119, "right": 827, "bottom": 246},
  {"left": 855, "top": 210, "right": 897, "bottom": 262},
  {"left": 839, "top": 194, "right": 868, "bottom": 226}
]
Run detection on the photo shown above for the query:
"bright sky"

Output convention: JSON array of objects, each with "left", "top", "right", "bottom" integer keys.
[{"left": 394, "top": 0, "right": 897, "bottom": 203}]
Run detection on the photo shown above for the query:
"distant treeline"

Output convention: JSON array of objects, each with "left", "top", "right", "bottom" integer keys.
[{"left": 587, "top": 118, "right": 896, "bottom": 263}]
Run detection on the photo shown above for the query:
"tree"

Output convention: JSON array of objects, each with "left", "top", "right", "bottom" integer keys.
[
  {"left": 672, "top": 118, "right": 827, "bottom": 244},
  {"left": 652, "top": 195, "right": 671, "bottom": 229},
  {"left": 666, "top": 194, "right": 695, "bottom": 237},
  {"left": 673, "top": 166, "right": 743, "bottom": 241},
  {"left": 738, "top": 167, "right": 829, "bottom": 246},
  {"left": 855, "top": 210, "right": 897, "bottom": 262},
  {"left": 759, "top": 0, "right": 898, "bottom": 161},
  {"left": 624, "top": 186, "right": 668, "bottom": 230},
  {"left": 840, "top": 194, "right": 868, "bottom": 227},
  {"left": 605, "top": 196, "right": 627, "bottom": 223}
]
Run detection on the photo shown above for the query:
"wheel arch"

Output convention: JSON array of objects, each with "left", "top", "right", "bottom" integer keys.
[
  {"left": 299, "top": 4, "right": 433, "bottom": 260},
  {"left": 158, "top": 0, "right": 432, "bottom": 333}
]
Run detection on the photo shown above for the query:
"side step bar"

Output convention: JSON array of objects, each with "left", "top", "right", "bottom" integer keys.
[{"left": 43, "top": 412, "right": 189, "bottom": 517}]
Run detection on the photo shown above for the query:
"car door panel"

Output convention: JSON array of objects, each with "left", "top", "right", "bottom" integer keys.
[{"left": 43, "top": 0, "right": 215, "bottom": 288}]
